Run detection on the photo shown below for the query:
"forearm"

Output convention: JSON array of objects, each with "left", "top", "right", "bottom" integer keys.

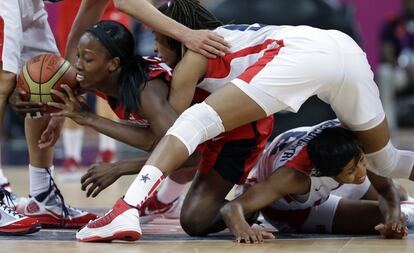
[
  {"left": 113, "top": 0, "right": 191, "bottom": 42},
  {"left": 114, "top": 157, "right": 149, "bottom": 176},
  {"left": 65, "top": 0, "right": 109, "bottom": 63},
  {"left": 81, "top": 112, "right": 156, "bottom": 151},
  {"left": 377, "top": 183, "right": 401, "bottom": 222}
]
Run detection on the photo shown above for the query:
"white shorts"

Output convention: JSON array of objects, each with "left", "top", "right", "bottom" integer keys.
[
  {"left": 232, "top": 26, "right": 385, "bottom": 131},
  {"left": 0, "top": 0, "right": 59, "bottom": 75}
]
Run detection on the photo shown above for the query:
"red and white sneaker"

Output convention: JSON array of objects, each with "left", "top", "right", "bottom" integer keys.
[
  {"left": 21, "top": 185, "right": 97, "bottom": 228},
  {"left": 1, "top": 183, "right": 28, "bottom": 211},
  {"left": 0, "top": 190, "right": 40, "bottom": 235},
  {"left": 139, "top": 191, "right": 183, "bottom": 224},
  {"left": 76, "top": 198, "right": 141, "bottom": 242}
]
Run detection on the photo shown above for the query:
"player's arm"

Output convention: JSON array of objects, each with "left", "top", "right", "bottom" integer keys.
[
  {"left": 367, "top": 171, "right": 407, "bottom": 238},
  {"left": 65, "top": 0, "right": 110, "bottom": 64},
  {"left": 168, "top": 51, "right": 208, "bottom": 114},
  {"left": 112, "top": 0, "right": 229, "bottom": 58},
  {"left": 220, "top": 167, "right": 310, "bottom": 243}
]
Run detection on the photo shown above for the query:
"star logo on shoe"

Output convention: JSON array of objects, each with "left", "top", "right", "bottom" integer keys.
[
  {"left": 140, "top": 174, "right": 150, "bottom": 183},
  {"left": 26, "top": 201, "right": 40, "bottom": 213}
]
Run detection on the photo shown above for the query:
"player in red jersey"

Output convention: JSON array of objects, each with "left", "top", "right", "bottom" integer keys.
[
  {"left": 74, "top": 0, "right": 414, "bottom": 242},
  {"left": 44, "top": 20, "right": 273, "bottom": 241}
]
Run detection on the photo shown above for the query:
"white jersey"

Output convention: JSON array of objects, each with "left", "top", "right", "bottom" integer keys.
[
  {"left": 0, "top": 0, "right": 58, "bottom": 74},
  {"left": 255, "top": 119, "right": 343, "bottom": 211},
  {"left": 197, "top": 24, "right": 384, "bottom": 131}
]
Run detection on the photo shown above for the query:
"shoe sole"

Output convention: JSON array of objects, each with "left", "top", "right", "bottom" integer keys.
[
  {"left": 0, "top": 224, "right": 41, "bottom": 235},
  {"left": 28, "top": 214, "right": 95, "bottom": 229},
  {"left": 78, "top": 230, "right": 142, "bottom": 242}
]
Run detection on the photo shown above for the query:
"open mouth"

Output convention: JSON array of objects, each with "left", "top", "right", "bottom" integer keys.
[{"left": 76, "top": 73, "right": 85, "bottom": 83}]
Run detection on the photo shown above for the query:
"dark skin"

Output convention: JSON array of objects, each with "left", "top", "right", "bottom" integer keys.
[
  {"left": 47, "top": 33, "right": 200, "bottom": 196},
  {"left": 220, "top": 155, "right": 407, "bottom": 243}
]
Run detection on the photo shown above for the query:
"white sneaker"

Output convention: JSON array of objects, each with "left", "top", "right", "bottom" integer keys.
[
  {"left": 401, "top": 201, "right": 414, "bottom": 228},
  {"left": 139, "top": 191, "right": 183, "bottom": 224},
  {"left": 0, "top": 183, "right": 28, "bottom": 211},
  {"left": 76, "top": 198, "right": 142, "bottom": 242},
  {"left": 22, "top": 184, "right": 97, "bottom": 228},
  {"left": 0, "top": 189, "right": 40, "bottom": 235}
]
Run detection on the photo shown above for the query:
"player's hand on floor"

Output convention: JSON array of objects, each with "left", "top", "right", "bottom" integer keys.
[
  {"left": 81, "top": 163, "right": 121, "bottom": 198},
  {"left": 183, "top": 29, "right": 230, "bottom": 58},
  {"left": 48, "top": 84, "right": 90, "bottom": 125},
  {"left": 375, "top": 218, "right": 408, "bottom": 239},
  {"left": 38, "top": 117, "right": 64, "bottom": 149},
  {"left": 232, "top": 224, "right": 275, "bottom": 244},
  {"left": 8, "top": 88, "right": 45, "bottom": 114}
]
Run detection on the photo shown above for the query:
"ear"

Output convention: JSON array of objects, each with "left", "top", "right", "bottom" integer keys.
[{"left": 108, "top": 57, "right": 121, "bottom": 72}]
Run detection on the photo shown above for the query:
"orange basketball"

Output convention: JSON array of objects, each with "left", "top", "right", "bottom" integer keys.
[{"left": 16, "top": 54, "right": 79, "bottom": 111}]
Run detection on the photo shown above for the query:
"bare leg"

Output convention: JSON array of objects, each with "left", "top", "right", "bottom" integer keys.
[
  {"left": 146, "top": 83, "right": 267, "bottom": 174},
  {"left": 25, "top": 116, "right": 54, "bottom": 168}
]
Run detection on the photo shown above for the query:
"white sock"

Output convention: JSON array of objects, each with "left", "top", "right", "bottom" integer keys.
[
  {"left": 99, "top": 133, "right": 117, "bottom": 152},
  {"left": 157, "top": 177, "right": 186, "bottom": 204},
  {"left": 29, "top": 165, "right": 54, "bottom": 196},
  {"left": 63, "top": 128, "right": 84, "bottom": 161},
  {"left": 0, "top": 168, "right": 8, "bottom": 186},
  {"left": 124, "top": 165, "right": 165, "bottom": 207}
]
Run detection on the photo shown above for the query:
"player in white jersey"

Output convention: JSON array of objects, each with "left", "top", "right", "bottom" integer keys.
[
  {"left": 73, "top": 0, "right": 414, "bottom": 242},
  {"left": 221, "top": 119, "right": 414, "bottom": 242}
]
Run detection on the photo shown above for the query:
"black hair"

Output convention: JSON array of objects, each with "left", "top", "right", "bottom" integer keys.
[
  {"left": 307, "top": 127, "right": 363, "bottom": 177},
  {"left": 158, "top": 0, "right": 224, "bottom": 57},
  {"left": 87, "top": 20, "right": 149, "bottom": 116}
]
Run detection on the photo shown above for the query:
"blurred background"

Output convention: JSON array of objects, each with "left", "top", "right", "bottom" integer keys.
[{"left": 3, "top": 0, "right": 414, "bottom": 170}]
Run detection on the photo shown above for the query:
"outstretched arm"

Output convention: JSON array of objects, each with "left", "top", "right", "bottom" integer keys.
[
  {"left": 367, "top": 171, "right": 408, "bottom": 238},
  {"left": 113, "top": 0, "right": 229, "bottom": 58},
  {"left": 220, "top": 168, "right": 310, "bottom": 243}
]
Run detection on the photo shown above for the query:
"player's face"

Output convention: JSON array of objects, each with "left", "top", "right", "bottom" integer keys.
[
  {"left": 76, "top": 34, "right": 115, "bottom": 90},
  {"left": 154, "top": 32, "right": 179, "bottom": 66},
  {"left": 334, "top": 154, "right": 367, "bottom": 184}
]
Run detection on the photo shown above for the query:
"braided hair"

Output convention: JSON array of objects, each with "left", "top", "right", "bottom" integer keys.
[
  {"left": 307, "top": 127, "right": 363, "bottom": 177},
  {"left": 87, "top": 20, "right": 149, "bottom": 116},
  {"left": 158, "top": 0, "right": 223, "bottom": 57}
]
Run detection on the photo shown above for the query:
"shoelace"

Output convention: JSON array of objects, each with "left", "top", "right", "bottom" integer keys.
[
  {"left": 45, "top": 169, "right": 70, "bottom": 227},
  {"left": 0, "top": 188, "right": 23, "bottom": 218}
]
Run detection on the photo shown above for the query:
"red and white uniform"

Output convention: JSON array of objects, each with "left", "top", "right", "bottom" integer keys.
[
  {"left": 253, "top": 119, "right": 370, "bottom": 233},
  {"left": 199, "top": 24, "right": 384, "bottom": 131},
  {"left": 102, "top": 57, "right": 274, "bottom": 184},
  {"left": 0, "top": 0, "right": 59, "bottom": 74}
]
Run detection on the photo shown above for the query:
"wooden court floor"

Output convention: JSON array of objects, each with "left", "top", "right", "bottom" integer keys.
[{"left": 1, "top": 167, "right": 414, "bottom": 253}]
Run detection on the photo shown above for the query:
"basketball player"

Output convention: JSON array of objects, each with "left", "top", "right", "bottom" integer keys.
[
  {"left": 220, "top": 119, "right": 414, "bottom": 243},
  {"left": 1, "top": 0, "right": 97, "bottom": 232},
  {"left": 43, "top": 20, "right": 273, "bottom": 241},
  {"left": 75, "top": 0, "right": 414, "bottom": 242}
]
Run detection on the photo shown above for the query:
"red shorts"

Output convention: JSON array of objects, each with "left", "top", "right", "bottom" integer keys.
[{"left": 196, "top": 115, "right": 274, "bottom": 185}]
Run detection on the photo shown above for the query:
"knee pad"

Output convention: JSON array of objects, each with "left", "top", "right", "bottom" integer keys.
[
  {"left": 166, "top": 102, "right": 225, "bottom": 155},
  {"left": 366, "top": 141, "right": 414, "bottom": 178}
]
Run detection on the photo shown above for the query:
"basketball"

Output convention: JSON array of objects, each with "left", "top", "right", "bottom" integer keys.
[{"left": 16, "top": 53, "right": 79, "bottom": 111}]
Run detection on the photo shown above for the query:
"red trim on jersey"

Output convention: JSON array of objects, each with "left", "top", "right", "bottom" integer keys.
[
  {"left": 284, "top": 147, "right": 314, "bottom": 175},
  {"left": 205, "top": 39, "right": 284, "bottom": 79},
  {"left": 239, "top": 41, "right": 284, "bottom": 83},
  {"left": 0, "top": 17, "right": 4, "bottom": 64}
]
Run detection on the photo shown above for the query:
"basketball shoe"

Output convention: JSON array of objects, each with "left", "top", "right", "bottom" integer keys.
[
  {"left": 139, "top": 191, "right": 183, "bottom": 224},
  {"left": 76, "top": 198, "right": 141, "bottom": 242},
  {"left": 1, "top": 183, "right": 28, "bottom": 211},
  {"left": 0, "top": 188, "right": 40, "bottom": 235},
  {"left": 20, "top": 177, "right": 97, "bottom": 228}
]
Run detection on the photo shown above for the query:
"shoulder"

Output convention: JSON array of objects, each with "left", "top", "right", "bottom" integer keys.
[{"left": 270, "top": 167, "right": 311, "bottom": 195}]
